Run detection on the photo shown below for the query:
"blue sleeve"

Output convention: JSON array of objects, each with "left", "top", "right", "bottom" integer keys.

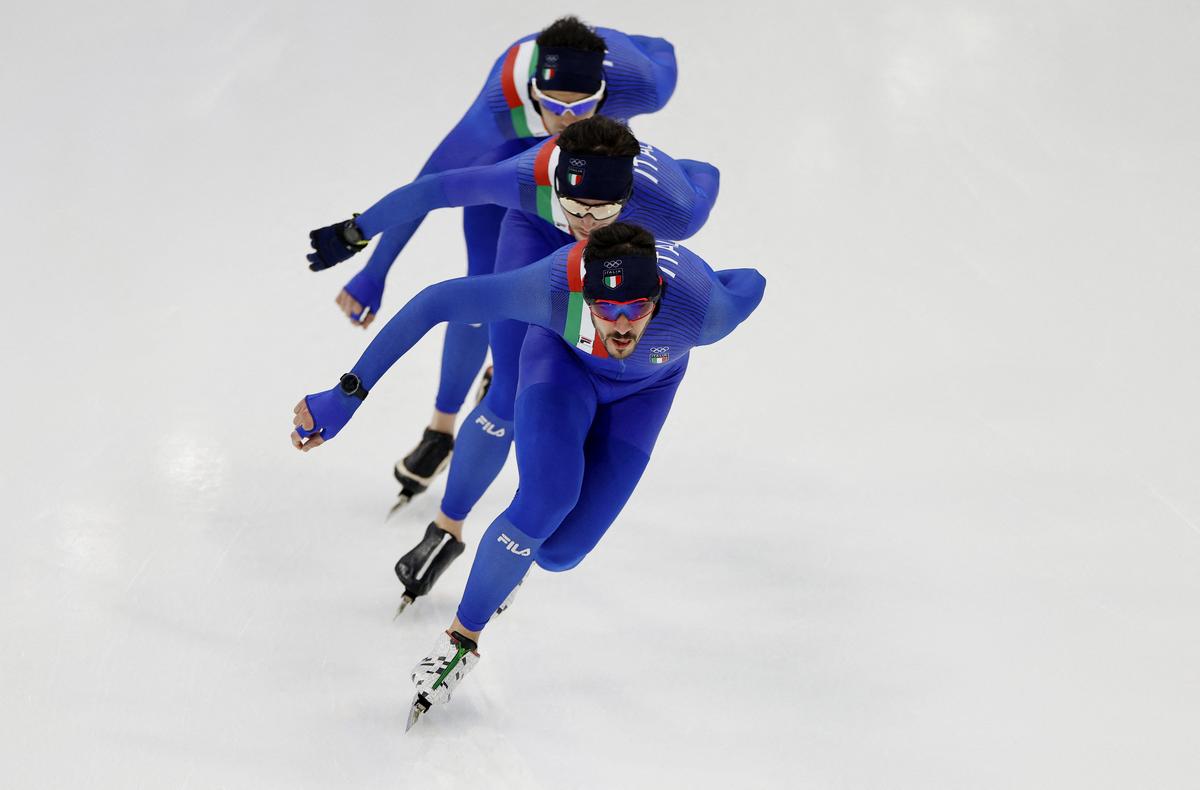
[
  {"left": 350, "top": 258, "right": 555, "bottom": 389},
  {"left": 697, "top": 269, "right": 767, "bottom": 346},
  {"left": 596, "top": 30, "right": 678, "bottom": 120},
  {"left": 355, "top": 154, "right": 522, "bottom": 239},
  {"left": 627, "top": 34, "right": 678, "bottom": 110},
  {"left": 678, "top": 160, "right": 720, "bottom": 237},
  {"left": 622, "top": 148, "right": 720, "bottom": 241}
]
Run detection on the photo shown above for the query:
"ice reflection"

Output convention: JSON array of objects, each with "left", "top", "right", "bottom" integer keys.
[{"left": 159, "top": 431, "right": 228, "bottom": 504}]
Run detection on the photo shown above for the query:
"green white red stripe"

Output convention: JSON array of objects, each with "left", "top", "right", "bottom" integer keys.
[
  {"left": 562, "top": 241, "right": 608, "bottom": 357},
  {"left": 533, "top": 140, "right": 569, "bottom": 232},
  {"left": 500, "top": 41, "right": 548, "bottom": 139}
]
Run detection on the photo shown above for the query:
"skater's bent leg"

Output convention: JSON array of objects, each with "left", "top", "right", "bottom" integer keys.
[
  {"left": 536, "top": 361, "right": 686, "bottom": 572},
  {"left": 534, "top": 439, "right": 649, "bottom": 572},
  {"left": 454, "top": 354, "right": 596, "bottom": 633},
  {"left": 429, "top": 203, "right": 506, "bottom": 419},
  {"left": 437, "top": 317, "right": 526, "bottom": 521},
  {"left": 432, "top": 323, "right": 487, "bottom": 418},
  {"left": 438, "top": 398, "right": 512, "bottom": 522},
  {"left": 437, "top": 210, "right": 562, "bottom": 522}
]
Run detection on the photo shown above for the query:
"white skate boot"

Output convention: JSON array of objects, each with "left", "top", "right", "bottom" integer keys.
[{"left": 406, "top": 630, "right": 480, "bottom": 731}]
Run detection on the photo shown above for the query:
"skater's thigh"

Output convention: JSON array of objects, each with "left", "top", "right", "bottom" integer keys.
[
  {"left": 600, "top": 357, "right": 688, "bottom": 456},
  {"left": 483, "top": 213, "right": 564, "bottom": 418},
  {"left": 494, "top": 210, "right": 563, "bottom": 274},
  {"left": 484, "top": 319, "right": 528, "bottom": 421},
  {"left": 534, "top": 434, "right": 650, "bottom": 572},
  {"left": 507, "top": 338, "right": 597, "bottom": 535},
  {"left": 535, "top": 372, "right": 685, "bottom": 571},
  {"left": 461, "top": 204, "right": 507, "bottom": 277}
]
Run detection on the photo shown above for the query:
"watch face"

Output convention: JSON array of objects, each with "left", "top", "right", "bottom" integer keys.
[{"left": 341, "top": 374, "right": 360, "bottom": 394}]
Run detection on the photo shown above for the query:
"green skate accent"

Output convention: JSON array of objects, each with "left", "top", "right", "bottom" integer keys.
[{"left": 431, "top": 645, "right": 470, "bottom": 690}]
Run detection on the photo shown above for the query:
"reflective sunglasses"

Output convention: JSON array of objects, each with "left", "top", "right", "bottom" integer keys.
[
  {"left": 530, "top": 79, "right": 606, "bottom": 117},
  {"left": 558, "top": 195, "right": 626, "bottom": 221},
  {"left": 588, "top": 297, "right": 658, "bottom": 323}
]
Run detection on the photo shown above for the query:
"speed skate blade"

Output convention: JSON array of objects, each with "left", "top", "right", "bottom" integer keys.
[
  {"left": 386, "top": 491, "right": 413, "bottom": 521},
  {"left": 405, "top": 693, "right": 430, "bottom": 732},
  {"left": 393, "top": 594, "right": 416, "bottom": 620}
]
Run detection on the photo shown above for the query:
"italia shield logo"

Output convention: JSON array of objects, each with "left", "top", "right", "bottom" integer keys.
[
  {"left": 567, "top": 170, "right": 583, "bottom": 186},
  {"left": 649, "top": 346, "right": 670, "bottom": 364},
  {"left": 542, "top": 67, "right": 556, "bottom": 81},
  {"left": 603, "top": 273, "right": 622, "bottom": 288}
]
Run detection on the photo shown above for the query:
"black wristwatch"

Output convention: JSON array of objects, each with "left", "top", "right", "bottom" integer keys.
[
  {"left": 340, "top": 216, "right": 367, "bottom": 248},
  {"left": 339, "top": 373, "right": 369, "bottom": 400}
]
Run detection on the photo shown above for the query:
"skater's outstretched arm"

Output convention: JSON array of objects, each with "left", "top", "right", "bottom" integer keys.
[
  {"left": 353, "top": 158, "right": 524, "bottom": 241},
  {"left": 291, "top": 258, "right": 554, "bottom": 450},
  {"left": 305, "top": 153, "right": 525, "bottom": 272}
]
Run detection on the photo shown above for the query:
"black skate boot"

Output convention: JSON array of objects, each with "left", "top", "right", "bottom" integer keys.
[
  {"left": 393, "top": 522, "right": 465, "bottom": 617},
  {"left": 389, "top": 427, "right": 454, "bottom": 516}
]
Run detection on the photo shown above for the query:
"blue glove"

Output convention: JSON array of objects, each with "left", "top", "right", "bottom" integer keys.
[
  {"left": 307, "top": 217, "right": 368, "bottom": 272},
  {"left": 342, "top": 270, "right": 385, "bottom": 322},
  {"left": 294, "top": 385, "right": 364, "bottom": 442}
]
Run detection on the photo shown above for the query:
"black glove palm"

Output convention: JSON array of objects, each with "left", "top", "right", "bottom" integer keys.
[{"left": 307, "top": 217, "right": 367, "bottom": 271}]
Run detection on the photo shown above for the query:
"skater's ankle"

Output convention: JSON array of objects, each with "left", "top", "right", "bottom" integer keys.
[
  {"left": 450, "top": 618, "right": 482, "bottom": 646},
  {"left": 434, "top": 512, "right": 465, "bottom": 542},
  {"left": 429, "top": 410, "right": 456, "bottom": 435}
]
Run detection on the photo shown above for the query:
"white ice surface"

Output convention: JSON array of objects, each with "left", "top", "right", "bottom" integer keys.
[{"left": 2, "top": 1, "right": 1199, "bottom": 788}]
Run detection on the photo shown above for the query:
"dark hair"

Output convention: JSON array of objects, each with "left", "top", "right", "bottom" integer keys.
[
  {"left": 584, "top": 222, "right": 656, "bottom": 263},
  {"left": 557, "top": 116, "right": 640, "bottom": 157},
  {"left": 536, "top": 16, "right": 606, "bottom": 52}
]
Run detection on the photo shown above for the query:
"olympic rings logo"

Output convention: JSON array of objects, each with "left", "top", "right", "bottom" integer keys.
[
  {"left": 569, "top": 158, "right": 587, "bottom": 167},
  {"left": 649, "top": 347, "right": 669, "bottom": 353},
  {"left": 603, "top": 260, "right": 622, "bottom": 268}
]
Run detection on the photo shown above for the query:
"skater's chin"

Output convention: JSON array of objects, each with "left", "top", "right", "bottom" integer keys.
[{"left": 604, "top": 334, "right": 639, "bottom": 358}]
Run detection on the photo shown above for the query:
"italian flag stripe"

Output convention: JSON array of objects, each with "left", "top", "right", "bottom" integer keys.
[
  {"left": 564, "top": 292, "right": 584, "bottom": 347},
  {"left": 502, "top": 41, "right": 547, "bottom": 138},
  {"left": 533, "top": 137, "right": 557, "bottom": 186},
  {"left": 510, "top": 107, "right": 531, "bottom": 139},
  {"left": 562, "top": 241, "right": 607, "bottom": 357},
  {"left": 566, "top": 240, "right": 586, "bottom": 291},
  {"left": 534, "top": 145, "right": 568, "bottom": 229},
  {"left": 500, "top": 45, "right": 522, "bottom": 109}
]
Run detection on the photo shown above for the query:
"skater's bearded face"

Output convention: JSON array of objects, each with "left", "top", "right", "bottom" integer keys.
[{"left": 589, "top": 304, "right": 655, "bottom": 359}]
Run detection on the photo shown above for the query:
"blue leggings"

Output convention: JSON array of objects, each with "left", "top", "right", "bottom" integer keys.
[
  {"left": 455, "top": 326, "right": 687, "bottom": 632},
  {"left": 440, "top": 211, "right": 567, "bottom": 520},
  {"left": 432, "top": 202, "right": 507, "bottom": 414}
]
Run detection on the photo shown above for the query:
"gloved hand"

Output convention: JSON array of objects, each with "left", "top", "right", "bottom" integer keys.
[
  {"left": 339, "top": 270, "right": 385, "bottom": 327},
  {"left": 290, "top": 385, "right": 365, "bottom": 451},
  {"left": 307, "top": 217, "right": 368, "bottom": 271}
]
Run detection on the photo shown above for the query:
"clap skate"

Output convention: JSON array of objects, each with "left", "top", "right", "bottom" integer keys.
[
  {"left": 388, "top": 428, "right": 454, "bottom": 517},
  {"left": 393, "top": 523, "right": 465, "bottom": 617},
  {"left": 406, "top": 630, "right": 479, "bottom": 731}
]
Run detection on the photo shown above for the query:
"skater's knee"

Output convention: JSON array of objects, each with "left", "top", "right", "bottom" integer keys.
[
  {"left": 506, "top": 458, "right": 584, "bottom": 536},
  {"left": 507, "top": 485, "right": 580, "bottom": 537},
  {"left": 533, "top": 546, "right": 585, "bottom": 572}
]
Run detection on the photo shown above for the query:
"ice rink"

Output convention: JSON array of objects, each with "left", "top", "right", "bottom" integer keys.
[{"left": 2, "top": 1, "right": 1199, "bottom": 787}]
